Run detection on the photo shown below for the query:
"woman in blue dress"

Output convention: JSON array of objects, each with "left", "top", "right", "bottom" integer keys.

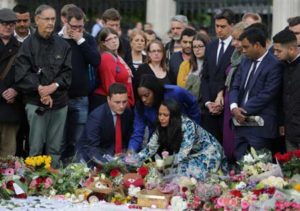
[
  {"left": 128, "top": 74, "right": 201, "bottom": 152},
  {"left": 136, "top": 99, "right": 227, "bottom": 181}
]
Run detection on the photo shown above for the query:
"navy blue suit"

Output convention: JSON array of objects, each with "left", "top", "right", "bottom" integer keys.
[
  {"left": 201, "top": 39, "right": 235, "bottom": 142},
  {"left": 77, "top": 103, "right": 133, "bottom": 165},
  {"left": 229, "top": 51, "right": 283, "bottom": 160}
]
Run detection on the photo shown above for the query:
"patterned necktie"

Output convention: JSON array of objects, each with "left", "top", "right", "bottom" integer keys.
[
  {"left": 217, "top": 41, "right": 224, "bottom": 65},
  {"left": 115, "top": 114, "right": 122, "bottom": 154}
]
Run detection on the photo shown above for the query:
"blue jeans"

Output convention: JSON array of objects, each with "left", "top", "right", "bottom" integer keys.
[{"left": 62, "top": 97, "right": 88, "bottom": 161}]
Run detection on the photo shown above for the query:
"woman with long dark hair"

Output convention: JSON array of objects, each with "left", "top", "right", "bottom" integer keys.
[
  {"left": 177, "top": 33, "right": 210, "bottom": 99},
  {"left": 128, "top": 74, "right": 200, "bottom": 152},
  {"left": 90, "top": 27, "right": 135, "bottom": 111},
  {"left": 133, "top": 99, "right": 227, "bottom": 180}
]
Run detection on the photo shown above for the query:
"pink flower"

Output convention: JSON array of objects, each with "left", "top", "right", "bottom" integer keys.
[
  {"left": 14, "top": 160, "right": 22, "bottom": 171},
  {"left": 241, "top": 200, "right": 250, "bottom": 209},
  {"left": 29, "top": 179, "right": 38, "bottom": 189},
  {"left": 4, "top": 168, "right": 14, "bottom": 176},
  {"left": 229, "top": 198, "right": 239, "bottom": 207},
  {"left": 161, "top": 151, "right": 169, "bottom": 159},
  {"left": 44, "top": 177, "right": 53, "bottom": 189},
  {"left": 217, "top": 197, "right": 226, "bottom": 207}
]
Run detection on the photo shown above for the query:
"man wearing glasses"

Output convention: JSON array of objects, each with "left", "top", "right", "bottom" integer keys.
[
  {"left": 58, "top": 5, "right": 99, "bottom": 165},
  {"left": 0, "top": 8, "right": 21, "bottom": 157},
  {"left": 14, "top": 5, "right": 72, "bottom": 168}
]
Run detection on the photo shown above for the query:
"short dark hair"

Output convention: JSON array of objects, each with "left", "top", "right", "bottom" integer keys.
[
  {"left": 66, "top": 6, "right": 84, "bottom": 22},
  {"left": 102, "top": 8, "right": 121, "bottom": 22},
  {"left": 180, "top": 28, "right": 196, "bottom": 41},
  {"left": 246, "top": 23, "right": 269, "bottom": 39},
  {"left": 273, "top": 29, "right": 297, "bottom": 46},
  {"left": 287, "top": 16, "right": 300, "bottom": 27},
  {"left": 108, "top": 83, "right": 127, "bottom": 97},
  {"left": 214, "top": 8, "right": 235, "bottom": 25},
  {"left": 13, "top": 4, "right": 29, "bottom": 14},
  {"left": 239, "top": 28, "right": 266, "bottom": 48}
]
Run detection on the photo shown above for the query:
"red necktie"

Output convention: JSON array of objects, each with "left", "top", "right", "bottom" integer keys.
[{"left": 115, "top": 114, "right": 122, "bottom": 154}]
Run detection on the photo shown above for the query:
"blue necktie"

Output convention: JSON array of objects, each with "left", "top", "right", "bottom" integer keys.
[{"left": 217, "top": 41, "right": 224, "bottom": 65}]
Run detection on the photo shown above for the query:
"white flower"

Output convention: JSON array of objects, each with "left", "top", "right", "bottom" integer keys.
[
  {"left": 243, "top": 154, "right": 255, "bottom": 163},
  {"left": 156, "top": 159, "right": 164, "bottom": 168},
  {"left": 236, "top": 181, "right": 247, "bottom": 190},
  {"left": 128, "top": 185, "right": 141, "bottom": 197},
  {"left": 259, "top": 176, "right": 287, "bottom": 189},
  {"left": 190, "top": 177, "right": 197, "bottom": 185},
  {"left": 49, "top": 188, "right": 57, "bottom": 196},
  {"left": 84, "top": 168, "right": 90, "bottom": 173},
  {"left": 171, "top": 196, "right": 188, "bottom": 211}
]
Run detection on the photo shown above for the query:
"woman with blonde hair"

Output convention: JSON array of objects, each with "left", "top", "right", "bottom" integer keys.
[{"left": 130, "top": 29, "right": 147, "bottom": 73}]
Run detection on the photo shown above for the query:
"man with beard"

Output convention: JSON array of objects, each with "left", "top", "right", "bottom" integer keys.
[
  {"left": 13, "top": 4, "right": 33, "bottom": 43},
  {"left": 165, "top": 15, "right": 188, "bottom": 63},
  {"left": 273, "top": 29, "right": 300, "bottom": 151},
  {"left": 169, "top": 28, "right": 196, "bottom": 84}
]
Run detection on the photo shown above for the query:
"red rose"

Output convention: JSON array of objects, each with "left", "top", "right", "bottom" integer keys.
[
  {"left": 36, "top": 177, "right": 44, "bottom": 185},
  {"left": 252, "top": 189, "right": 264, "bottom": 196},
  {"left": 293, "top": 149, "right": 300, "bottom": 158},
  {"left": 20, "top": 177, "right": 26, "bottom": 183},
  {"left": 137, "top": 166, "right": 149, "bottom": 177},
  {"left": 182, "top": 187, "right": 188, "bottom": 192},
  {"left": 110, "top": 168, "right": 121, "bottom": 177},
  {"left": 6, "top": 180, "right": 14, "bottom": 191},
  {"left": 266, "top": 187, "right": 275, "bottom": 195},
  {"left": 275, "top": 152, "right": 293, "bottom": 163},
  {"left": 230, "top": 189, "right": 243, "bottom": 198}
]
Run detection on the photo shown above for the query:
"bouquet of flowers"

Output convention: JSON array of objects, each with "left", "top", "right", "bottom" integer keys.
[
  {"left": 24, "top": 155, "right": 56, "bottom": 196},
  {"left": 275, "top": 149, "right": 300, "bottom": 177},
  {"left": 53, "top": 163, "right": 90, "bottom": 195}
]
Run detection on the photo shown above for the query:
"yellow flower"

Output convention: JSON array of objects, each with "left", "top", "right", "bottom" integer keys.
[{"left": 294, "top": 184, "right": 300, "bottom": 192}]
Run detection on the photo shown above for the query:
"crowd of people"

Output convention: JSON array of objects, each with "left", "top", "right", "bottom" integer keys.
[{"left": 0, "top": 3, "right": 300, "bottom": 179}]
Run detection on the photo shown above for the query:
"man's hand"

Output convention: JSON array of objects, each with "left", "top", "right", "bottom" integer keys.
[
  {"left": 279, "top": 126, "right": 285, "bottom": 136},
  {"left": 232, "top": 107, "right": 247, "bottom": 124},
  {"left": 214, "top": 90, "right": 224, "bottom": 106},
  {"left": 2, "top": 88, "right": 18, "bottom": 103},
  {"left": 69, "top": 29, "right": 83, "bottom": 42},
  {"left": 207, "top": 102, "right": 223, "bottom": 115},
  {"left": 38, "top": 83, "right": 57, "bottom": 98},
  {"left": 40, "top": 95, "right": 53, "bottom": 108}
]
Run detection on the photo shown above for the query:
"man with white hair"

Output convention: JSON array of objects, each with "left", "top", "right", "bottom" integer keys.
[{"left": 165, "top": 15, "right": 188, "bottom": 63}]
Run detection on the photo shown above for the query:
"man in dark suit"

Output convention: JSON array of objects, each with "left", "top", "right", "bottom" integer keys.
[
  {"left": 201, "top": 9, "right": 235, "bottom": 142},
  {"left": 77, "top": 83, "right": 133, "bottom": 165},
  {"left": 273, "top": 29, "right": 300, "bottom": 151},
  {"left": 229, "top": 28, "right": 283, "bottom": 160}
]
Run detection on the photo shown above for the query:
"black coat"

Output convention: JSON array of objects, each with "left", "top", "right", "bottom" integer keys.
[
  {"left": 283, "top": 56, "right": 300, "bottom": 142},
  {"left": 0, "top": 36, "right": 22, "bottom": 123},
  {"left": 14, "top": 32, "right": 72, "bottom": 109}
]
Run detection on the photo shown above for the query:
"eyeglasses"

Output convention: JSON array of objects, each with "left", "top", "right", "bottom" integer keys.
[
  {"left": 105, "top": 36, "right": 118, "bottom": 42},
  {"left": 0, "top": 21, "right": 16, "bottom": 27},
  {"left": 68, "top": 22, "right": 84, "bottom": 30},
  {"left": 193, "top": 45, "right": 205, "bottom": 49},
  {"left": 149, "top": 49, "right": 162, "bottom": 53},
  {"left": 38, "top": 16, "right": 56, "bottom": 22}
]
